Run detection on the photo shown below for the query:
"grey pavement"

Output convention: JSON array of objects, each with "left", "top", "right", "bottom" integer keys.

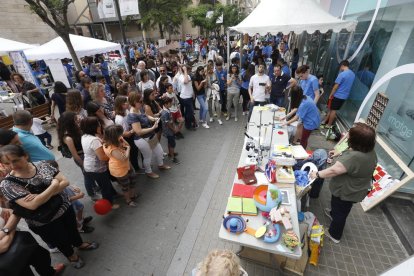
[{"left": 23, "top": 112, "right": 408, "bottom": 276}]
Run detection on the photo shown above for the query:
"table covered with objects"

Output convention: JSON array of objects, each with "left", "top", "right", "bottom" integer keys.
[{"left": 218, "top": 105, "right": 317, "bottom": 273}]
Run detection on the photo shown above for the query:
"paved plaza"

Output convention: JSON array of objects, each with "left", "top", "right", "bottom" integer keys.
[{"left": 20, "top": 114, "right": 408, "bottom": 276}]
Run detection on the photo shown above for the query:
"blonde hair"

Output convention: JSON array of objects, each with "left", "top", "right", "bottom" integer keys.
[
  {"left": 197, "top": 250, "right": 242, "bottom": 276},
  {"left": 89, "top": 82, "right": 105, "bottom": 101}
]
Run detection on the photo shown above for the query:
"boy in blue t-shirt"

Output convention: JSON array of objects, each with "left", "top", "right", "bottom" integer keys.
[{"left": 322, "top": 60, "right": 355, "bottom": 128}]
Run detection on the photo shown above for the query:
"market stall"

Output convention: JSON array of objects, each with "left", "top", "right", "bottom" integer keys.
[
  {"left": 24, "top": 34, "right": 125, "bottom": 87},
  {"left": 219, "top": 105, "right": 322, "bottom": 274}
]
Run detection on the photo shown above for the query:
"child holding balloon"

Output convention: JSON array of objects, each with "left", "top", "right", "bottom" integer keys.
[{"left": 103, "top": 125, "right": 138, "bottom": 207}]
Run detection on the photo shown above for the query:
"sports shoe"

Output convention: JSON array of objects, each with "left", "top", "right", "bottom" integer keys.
[
  {"left": 146, "top": 172, "right": 160, "bottom": 179},
  {"left": 83, "top": 216, "right": 93, "bottom": 225},
  {"left": 325, "top": 230, "right": 340, "bottom": 244},
  {"left": 49, "top": 247, "right": 60, "bottom": 254},
  {"left": 324, "top": 208, "right": 332, "bottom": 221},
  {"left": 242, "top": 111, "right": 246, "bottom": 116},
  {"left": 234, "top": 117, "right": 238, "bottom": 122},
  {"left": 90, "top": 195, "right": 101, "bottom": 202},
  {"left": 218, "top": 119, "right": 223, "bottom": 125},
  {"left": 79, "top": 225, "right": 95, "bottom": 233},
  {"left": 202, "top": 123, "right": 210, "bottom": 129},
  {"left": 172, "top": 157, "right": 180, "bottom": 164},
  {"left": 209, "top": 118, "right": 214, "bottom": 123},
  {"left": 226, "top": 116, "right": 230, "bottom": 121}
]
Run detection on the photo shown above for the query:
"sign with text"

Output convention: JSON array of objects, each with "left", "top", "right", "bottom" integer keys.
[
  {"left": 120, "top": 0, "right": 139, "bottom": 16},
  {"left": 9, "top": 51, "right": 39, "bottom": 88}
]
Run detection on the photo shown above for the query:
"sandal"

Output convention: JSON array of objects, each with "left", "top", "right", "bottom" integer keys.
[
  {"left": 158, "top": 165, "right": 171, "bottom": 170},
  {"left": 69, "top": 256, "right": 84, "bottom": 269},
  {"left": 127, "top": 201, "right": 137, "bottom": 207},
  {"left": 78, "top": 241, "right": 99, "bottom": 251}
]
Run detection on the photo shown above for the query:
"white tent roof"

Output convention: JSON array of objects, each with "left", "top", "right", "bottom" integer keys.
[
  {"left": 230, "top": 0, "right": 356, "bottom": 35},
  {"left": 0, "top": 37, "right": 36, "bottom": 53},
  {"left": 24, "top": 34, "right": 122, "bottom": 60}
]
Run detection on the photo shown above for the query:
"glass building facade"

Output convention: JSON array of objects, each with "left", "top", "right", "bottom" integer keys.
[{"left": 305, "top": 0, "right": 414, "bottom": 193}]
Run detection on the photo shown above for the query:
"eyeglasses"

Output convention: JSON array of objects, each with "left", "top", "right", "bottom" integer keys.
[{"left": 160, "top": 70, "right": 166, "bottom": 73}]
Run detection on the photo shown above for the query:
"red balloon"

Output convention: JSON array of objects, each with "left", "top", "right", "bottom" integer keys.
[{"left": 94, "top": 199, "right": 112, "bottom": 215}]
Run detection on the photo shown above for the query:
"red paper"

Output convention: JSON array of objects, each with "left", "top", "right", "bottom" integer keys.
[{"left": 232, "top": 184, "right": 257, "bottom": 198}]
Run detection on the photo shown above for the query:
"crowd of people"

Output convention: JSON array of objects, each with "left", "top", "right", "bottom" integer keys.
[{"left": 0, "top": 32, "right": 372, "bottom": 275}]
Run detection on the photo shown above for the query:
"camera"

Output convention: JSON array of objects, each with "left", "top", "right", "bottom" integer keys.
[{"left": 245, "top": 141, "right": 255, "bottom": 151}]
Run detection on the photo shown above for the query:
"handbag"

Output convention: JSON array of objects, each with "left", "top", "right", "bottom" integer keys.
[
  {"left": 0, "top": 231, "right": 38, "bottom": 276},
  {"left": 147, "top": 134, "right": 158, "bottom": 149},
  {"left": 58, "top": 143, "right": 72, "bottom": 158},
  {"left": 5, "top": 177, "right": 63, "bottom": 223}
]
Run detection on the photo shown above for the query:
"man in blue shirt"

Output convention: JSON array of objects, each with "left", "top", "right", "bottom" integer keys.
[
  {"left": 12, "top": 110, "right": 55, "bottom": 162},
  {"left": 215, "top": 62, "right": 228, "bottom": 114},
  {"left": 323, "top": 60, "right": 356, "bottom": 128}
]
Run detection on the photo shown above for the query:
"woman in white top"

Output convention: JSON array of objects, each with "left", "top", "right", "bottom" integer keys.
[
  {"left": 80, "top": 117, "right": 118, "bottom": 208},
  {"left": 114, "top": 96, "right": 140, "bottom": 172},
  {"left": 137, "top": 70, "right": 156, "bottom": 94}
]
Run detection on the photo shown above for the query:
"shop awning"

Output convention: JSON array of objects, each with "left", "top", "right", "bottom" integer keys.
[
  {"left": 0, "top": 37, "right": 36, "bottom": 54},
  {"left": 24, "top": 34, "right": 122, "bottom": 60},
  {"left": 230, "top": 0, "right": 357, "bottom": 35}
]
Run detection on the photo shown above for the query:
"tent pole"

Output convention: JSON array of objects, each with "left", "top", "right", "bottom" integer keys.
[
  {"left": 343, "top": 31, "right": 354, "bottom": 61},
  {"left": 227, "top": 29, "right": 230, "bottom": 70}
]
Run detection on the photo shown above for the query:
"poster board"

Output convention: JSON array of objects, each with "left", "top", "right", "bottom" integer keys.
[
  {"left": 45, "top": 59, "right": 70, "bottom": 88},
  {"left": 366, "top": 92, "right": 389, "bottom": 129},
  {"left": 9, "top": 51, "right": 39, "bottom": 88}
]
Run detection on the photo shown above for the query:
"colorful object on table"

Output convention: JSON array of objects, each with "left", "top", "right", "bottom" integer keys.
[
  {"left": 269, "top": 206, "right": 292, "bottom": 230},
  {"left": 294, "top": 170, "right": 309, "bottom": 187},
  {"left": 277, "top": 131, "right": 284, "bottom": 135},
  {"left": 255, "top": 225, "right": 267, "bottom": 238},
  {"left": 223, "top": 215, "right": 247, "bottom": 234},
  {"left": 265, "top": 160, "right": 277, "bottom": 183},
  {"left": 264, "top": 223, "right": 281, "bottom": 243},
  {"left": 276, "top": 166, "right": 296, "bottom": 184},
  {"left": 253, "top": 184, "right": 282, "bottom": 212},
  {"left": 94, "top": 199, "right": 112, "bottom": 215},
  {"left": 231, "top": 184, "right": 256, "bottom": 198},
  {"left": 236, "top": 165, "right": 257, "bottom": 185},
  {"left": 282, "top": 230, "right": 300, "bottom": 251},
  {"left": 226, "top": 197, "right": 258, "bottom": 215}
]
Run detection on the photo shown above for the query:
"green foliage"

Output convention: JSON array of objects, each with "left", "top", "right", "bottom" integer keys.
[
  {"left": 137, "top": 0, "right": 191, "bottom": 38},
  {"left": 186, "top": 3, "right": 246, "bottom": 35}
]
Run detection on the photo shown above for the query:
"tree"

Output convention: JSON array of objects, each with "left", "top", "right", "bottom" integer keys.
[
  {"left": 186, "top": 3, "right": 246, "bottom": 36},
  {"left": 138, "top": 0, "right": 191, "bottom": 39},
  {"left": 24, "top": 0, "right": 82, "bottom": 70}
]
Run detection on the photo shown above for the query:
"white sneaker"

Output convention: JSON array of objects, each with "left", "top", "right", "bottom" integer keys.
[
  {"left": 235, "top": 117, "right": 238, "bottom": 122},
  {"left": 209, "top": 118, "right": 214, "bottom": 123},
  {"left": 202, "top": 123, "right": 210, "bottom": 129},
  {"left": 218, "top": 119, "right": 223, "bottom": 125},
  {"left": 242, "top": 111, "right": 246, "bottom": 116},
  {"left": 49, "top": 247, "right": 60, "bottom": 254},
  {"left": 325, "top": 230, "right": 340, "bottom": 244},
  {"left": 226, "top": 116, "right": 230, "bottom": 121}
]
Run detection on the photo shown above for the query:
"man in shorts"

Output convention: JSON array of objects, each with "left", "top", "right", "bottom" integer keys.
[{"left": 322, "top": 60, "right": 355, "bottom": 128}]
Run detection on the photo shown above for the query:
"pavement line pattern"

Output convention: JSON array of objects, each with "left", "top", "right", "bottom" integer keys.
[{"left": 166, "top": 128, "right": 234, "bottom": 276}]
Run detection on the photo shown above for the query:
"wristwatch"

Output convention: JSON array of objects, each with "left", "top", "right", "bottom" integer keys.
[{"left": 1, "top": 227, "right": 10, "bottom": 235}]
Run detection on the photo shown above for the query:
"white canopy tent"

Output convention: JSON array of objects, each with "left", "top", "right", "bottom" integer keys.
[
  {"left": 0, "top": 37, "right": 36, "bottom": 55},
  {"left": 230, "top": 0, "right": 356, "bottom": 35},
  {"left": 24, "top": 34, "right": 122, "bottom": 60}
]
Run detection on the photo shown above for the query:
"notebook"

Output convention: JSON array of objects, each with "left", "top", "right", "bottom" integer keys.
[
  {"left": 291, "top": 145, "right": 309, "bottom": 159},
  {"left": 227, "top": 197, "right": 258, "bottom": 216},
  {"left": 231, "top": 184, "right": 256, "bottom": 198}
]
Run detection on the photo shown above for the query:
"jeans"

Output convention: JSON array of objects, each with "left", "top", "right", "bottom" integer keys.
[
  {"left": 270, "top": 96, "right": 285, "bottom": 108},
  {"left": 84, "top": 170, "right": 116, "bottom": 203},
  {"left": 74, "top": 155, "right": 96, "bottom": 197},
  {"left": 36, "top": 132, "right": 52, "bottom": 146},
  {"left": 29, "top": 208, "right": 83, "bottom": 258},
  {"left": 329, "top": 195, "right": 354, "bottom": 240},
  {"left": 208, "top": 97, "right": 221, "bottom": 120},
  {"left": 227, "top": 92, "right": 240, "bottom": 118},
  {"left": 248, "top": 101, "right": 266, "bottom": 122},
  {"left": 134, "top": 138, "right": 164, "bottom": 173},
  {"left": 181, "top": 97, "right": 195, "bottom": 129},
  {"left": 219, "top": 89, "right": 227, "bottom": 112},
  {"left": 197, "top": 95, "right": 208, "bottom": 122},
  {"left": 240, "top": 87, "right": 250, "bottom": 112}
]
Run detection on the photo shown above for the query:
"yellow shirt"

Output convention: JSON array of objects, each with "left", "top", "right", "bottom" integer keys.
[{"left": 103, "top": 144, "right": 130, "bottom": 178}]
